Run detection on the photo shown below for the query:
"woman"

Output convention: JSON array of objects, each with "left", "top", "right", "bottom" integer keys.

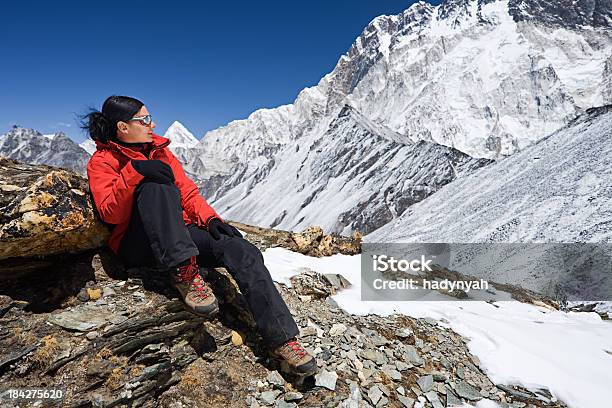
[{"left": 82, "top": 95, "right": 316, "bottom": 376}]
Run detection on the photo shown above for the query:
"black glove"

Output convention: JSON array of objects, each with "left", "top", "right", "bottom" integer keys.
[
  {"left": 131, "top": 160, "right": 175, "bottom": 184},
  {"left": 208, "top": 218, "right": 243, "bottom": 240}
]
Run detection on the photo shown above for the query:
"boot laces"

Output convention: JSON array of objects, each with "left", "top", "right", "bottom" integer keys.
[
  {"left": 285, "top": 339, "right": 306, "bottom": 358},
  {"left": 176, "top": 256, "right": 210, "bottom": 300}
]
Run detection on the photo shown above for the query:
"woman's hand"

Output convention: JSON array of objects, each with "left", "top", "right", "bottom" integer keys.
[
  {"left": 208, "top": 218, "right": 243, "bottom": 239},
  {"left": 131, "top": 159, "right": 175, "bottom": 184}
]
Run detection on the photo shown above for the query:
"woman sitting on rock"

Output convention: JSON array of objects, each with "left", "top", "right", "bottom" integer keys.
[{"left": 82, "top": 95, "right": 316, "bottom": 376}]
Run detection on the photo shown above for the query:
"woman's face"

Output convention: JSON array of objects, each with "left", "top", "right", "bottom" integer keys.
[{"left": 116, "top": 105, "right": 157, "bottom": 143}]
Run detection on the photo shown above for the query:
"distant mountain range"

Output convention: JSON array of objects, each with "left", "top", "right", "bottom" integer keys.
[
  {"left": 0, "top": 121, "right": 202, "bottom": 177},
  {"left": 0, "top": 126, "right": 90, "bottom": 176}
]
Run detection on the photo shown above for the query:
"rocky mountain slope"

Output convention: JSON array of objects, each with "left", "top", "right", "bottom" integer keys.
[
  {"left": 204, "top": 105, "right": 491, "bottom": 235},
  {"left": 365, "top": 104, "right": 612, "bottom": 244},
  {"left": 0, "top": 258, "right": 568, "bottom": 408}
]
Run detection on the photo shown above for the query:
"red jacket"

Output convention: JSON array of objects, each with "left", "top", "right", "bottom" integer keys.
[{"left": 86, "top": 133, "right": 222, "bottom": 255}]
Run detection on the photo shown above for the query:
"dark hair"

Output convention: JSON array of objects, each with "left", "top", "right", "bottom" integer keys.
[{"left": 80, "top": 95, "right": 144, "bottom": 143}]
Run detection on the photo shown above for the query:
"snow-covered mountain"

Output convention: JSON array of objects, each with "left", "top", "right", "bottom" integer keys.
[
  {"left": 79, "top": 138, "right": 96, "bottom": 155},
  {"left": 193, "top": 0, "right": 611, "bottom": 235},
  {"left": 164, "top": 121, "right": 234, "bottom": 181},
  {"left": 0, "top": 126, "right": 90, "bottom": 176},
  {"left": 164, "top": 121, "right": 199, "bottom": 149},
  {"left": 365, "top": 104, "right": 612, "bottom": 243},
  {"left": 206, "top": 105, "right": 491, "bottom": 234}
]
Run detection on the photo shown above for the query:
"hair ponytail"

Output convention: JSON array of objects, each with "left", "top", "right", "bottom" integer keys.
[
  {"left": 80, "top": 95, "right": 144, "bottom": 143},
  {"left": 81, "top": 110, "right": 114, "bottom": 143}
]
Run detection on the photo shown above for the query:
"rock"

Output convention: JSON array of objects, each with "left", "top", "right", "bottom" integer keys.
[
  {"left": 424, "top": 391, "right": 443, "bottom": 408},
  {"left": 231, "top": 330, "right": 244, "bottom": 346},
  {"left": 326, "top": 297, "right": 340, "bottom": 308},
  {"left": 291, "top": 225, "right": 361, "bottom": 257},
  {"left": 445, "top": 389, "right": 463, "bottom": 407},
  {"left": 395, "top": 361, "right": 412, "bottom": 371},
  {"left": 290, "top": 269, "right": 336, "bottom": 298},
  {"left": 381, "top": 365, "right": 402, "bottom": 381},
  {"left": 403, "top": 345, "right": 424, "bottom": 366},
  {"left": 496, "top": 384, "right": 535, "bottom": 400},
  {"left": 376, "top": 396, "right": 389, "bottom": 407},
  {"left": 87, "top": 288, "right": 101, "bottom": 300},
  {"left": 329, "top": 323, "right": 348, "bottom": 336},
  {"left": 455, "top": 380, "right": 483, "bottom": 401},
  {"left": 431, "top": 371, "right": 448, "bottom": 382},
  {"left": 367, "top": 385, "right": 383, "bottom": 405},
  {"left": 398, "top": 395, "right": 415, "bottom": 408},
  {"left": 395, "top": 328, "right": 413, "bottom": 339},
  {"left": 76, "top": 288, "right": 90, "bottom": 302},
  {"left": 378, "top": 384, "right": 391, "bottom": 397},
  {"left": 322, "top": 273, "right": 352, "bottom": 290},
  {"left": 315, "top": 369, "right": 338, "bottom": 391},
  {"left": 362, "top": 327, "right": 389, "bottom": 346},
  {"left": 340, "top": 381, "right": 361, "bottom": 408},
  {"left": 283, "top": 391, "right": 303, "bottom": 402},
  {"left": 259, "top": 390, "right": 281, "bottom": 405},
  {"left": 0, "top": 157, "right": 109, "bottom": 264},
  {"left": 48, "top": 303, "right": 115, "bottom": 332},
  {"left": 230, "top": 222, "right": 360, "bottom": 257},
  {"left": 300, "top": 326, "right": 317, "bottom": 337},
  {"left": 417, "top": 375, "right": 434, "bottom": 392},
  {"left": 85, "top": 331, "right": 99, "bottom": 340},
  {"left": 275, "top": 400, "right": 297, "bottom": 408},
  {"left": 266, "top": 371, "right": 285, "bottom": 387},
  {"left": 360, "top": 349, "right": 382, "bottom": 362},
  {"left": 102, "top": 287, "right": 116, "bottom": 297}
]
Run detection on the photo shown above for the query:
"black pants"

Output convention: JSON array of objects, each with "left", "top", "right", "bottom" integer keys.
[{"left": 118, "top": 180, "right": 299, "bottom": 348}]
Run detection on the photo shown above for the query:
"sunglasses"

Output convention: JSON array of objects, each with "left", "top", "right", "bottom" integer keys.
[{"left": 128, "top": 114, "right": 153, "bottom": 126}]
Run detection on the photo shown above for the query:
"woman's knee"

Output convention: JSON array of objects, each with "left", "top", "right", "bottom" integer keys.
[{"left": 225, "top": 236, "right": 265, "bottom": 264}]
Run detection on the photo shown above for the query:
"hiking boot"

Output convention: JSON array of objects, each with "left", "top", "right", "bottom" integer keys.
[
  {"left": 273, "top": 338, "right": 318, "bottom": 376},
  {"left": 170, "top": 256, "right": 219, "bottom": 317}
]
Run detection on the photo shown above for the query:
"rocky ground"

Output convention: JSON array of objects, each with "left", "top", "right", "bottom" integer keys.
[{"left": 0, "top": 247, "right": 566, "bottom": 408}]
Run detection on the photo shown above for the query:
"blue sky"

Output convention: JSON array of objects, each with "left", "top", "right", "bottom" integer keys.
[{"left": 1, "top": 0, "right": 439, "bottom": 143}]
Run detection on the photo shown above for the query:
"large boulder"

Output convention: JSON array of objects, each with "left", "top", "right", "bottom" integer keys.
[{"left": 0, "top": 157, "right": 109, "bottom": 263}]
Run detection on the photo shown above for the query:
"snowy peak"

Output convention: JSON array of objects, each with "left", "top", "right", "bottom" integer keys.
[
  {"left": 4, "top": 125, "right": 44, "bottom": 140},
  {"left": 164, "top": 121, "right": 199, "bottom": 148}
]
